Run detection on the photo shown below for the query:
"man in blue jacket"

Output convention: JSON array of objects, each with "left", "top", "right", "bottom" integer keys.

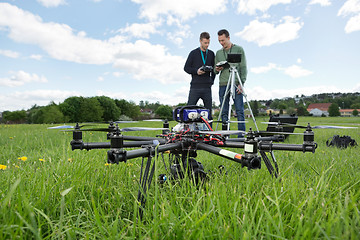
[{"left": 184, "top": 32, "right": 215, "bottom": 121}]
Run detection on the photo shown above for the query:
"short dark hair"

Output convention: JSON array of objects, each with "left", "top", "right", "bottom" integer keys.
[
  {"left": 217, "top": 29, "right": 229, "bottom": 38},
  {"left": 200, "top": 32, "right": 210, "bottom": 40}
]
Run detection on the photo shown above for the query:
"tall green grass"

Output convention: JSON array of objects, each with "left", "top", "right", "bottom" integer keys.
[{"left": 0, "top": 117, "right": 359, "bottom": 239}]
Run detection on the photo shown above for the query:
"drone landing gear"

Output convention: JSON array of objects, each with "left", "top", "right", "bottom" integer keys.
[
  {"left": 136, "top": 149, "right": 207, "bottom": 220},
  {"left": 138, "top": 154, "right": 156, "bottom": 219},
  {"left": 259, "top": 151, "right": 279, "bottom": 178}
]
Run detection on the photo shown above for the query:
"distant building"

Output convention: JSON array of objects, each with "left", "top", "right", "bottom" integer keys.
[
  {"left": 340, "top": 109, "right": 360, "bottom": 117},
  {"left": 307, "top": 103, "right": 331, "bottom": 117}
]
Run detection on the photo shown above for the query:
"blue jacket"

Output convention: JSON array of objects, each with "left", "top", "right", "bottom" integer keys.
[{"left": 184, "top": 47, "right": 215, "bottom": 88}]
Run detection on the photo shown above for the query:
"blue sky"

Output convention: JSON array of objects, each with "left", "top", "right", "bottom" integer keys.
[{"left": 1, "top": 0, "right": 359, "bottom": 111}]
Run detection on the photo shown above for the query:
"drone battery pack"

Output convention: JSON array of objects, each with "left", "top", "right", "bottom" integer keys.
[{"left": 173, "top": 108, "right": 209, "bottom": 122}]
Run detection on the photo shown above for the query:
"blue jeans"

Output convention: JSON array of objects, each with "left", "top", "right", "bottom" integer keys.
[
  {"left": 219, "top": 85, "right": 245, "bottom": 131},
  {"left": 187, "top": 88, "right": 212, "bottom": 120}
]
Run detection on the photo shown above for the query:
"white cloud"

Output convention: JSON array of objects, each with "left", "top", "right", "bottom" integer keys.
[
  {"left": 309, "top": 0, "right": 331, "bottom": 6},
  {"left": 112, "top": 72, "right": 123, "bottom": 77},
  {"left": 338, "top": 0, "right": 360, "bottom": 33},
  {"left": 235, "top": 0, "right": 292, "bottom": 15},
  {"left": 251, "top": 63, "right": 278, "bottom": 74},
  {"left": 131, "top": 0, "right": 227, "bottom": 21},
  {"left": 344, "top": 14, "right": 360, "bottom": 33},
  {"left": 235, "top": 16, "right": 303, "bottom": 46},
  {"left": 0, "top": 49, "right": 19, "bottom": 58},
  {"left": 0, "top": 3, "right": 187, "bottom": 84},
  {"left": 0, "top": 70, "right": 48, "bottom": 87},
  {"left": 29, "top": 54, "right": 43, "bottom": 60},
  {"left": 97, "top": 87, "right": 189, "bottom": 106},
  {"left": 118, "top": 21, "right": 162, "bottom": 39},
  {"left": 251, "top": 63, "right": 313, "bottom": 78},
  {"left": 37, "top": 0, "right": 67, "bottom": 8},
  {"left": 338, "top": 0, "right": 360, "bottom": 16},
  {"left": 166, "top": 24, "right": 192, "bottom": 47},
  {"left": 112, "top": 40, "right": 187, "bottom": 84},
  {"left": 0, "top": 89, "right": 81, "bottom": 111},
  {"left": 283, "top": 65, "right": 313, "bottom": 78},
  {"left": 97, "top": 76, "right": 104, "bottom": 82}
]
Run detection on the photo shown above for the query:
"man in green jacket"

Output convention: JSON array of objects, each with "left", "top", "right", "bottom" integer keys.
[{"left": 214, "top": 29, "right": 247, "bottom": 132}]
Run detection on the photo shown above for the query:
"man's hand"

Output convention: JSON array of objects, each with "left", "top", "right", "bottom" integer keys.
[
  {"left": 215, "top": 66, "right": 223, "bottom": 72},
  {"left": 197, "top": 67, "right": 205, "bottom": 75},
  {"left": 236, "top": 84, "right": 243, "bottom": 94}
]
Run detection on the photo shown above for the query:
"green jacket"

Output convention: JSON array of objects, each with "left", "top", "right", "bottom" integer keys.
[{"left": 214, "top": 44, "right": 247, "bottom": 86}]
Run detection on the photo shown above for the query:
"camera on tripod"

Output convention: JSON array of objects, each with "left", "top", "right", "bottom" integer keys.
[
  {"left": 199, "top": 65, "right": 213, "bottom": 72},
  {"left": 227, "top": 53, "right": 241, "bottom": 63}
]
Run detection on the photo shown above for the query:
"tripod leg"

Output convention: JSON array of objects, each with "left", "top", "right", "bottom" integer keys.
[
  {"left": 234, "top": 70, "right": 259, "bottom": 132},
  {"left": 216, "top": 79, "right": 232, "bottom": 130}
]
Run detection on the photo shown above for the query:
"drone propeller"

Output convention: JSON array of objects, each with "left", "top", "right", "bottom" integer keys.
[
  {"left": 70, "top": 126, "right": 170, "bottom": 132},
  {"left": 143, "top": 119, "right": 172, "bottom": 122},
  {"left": 47, "top": 123, "right": 95, "bottom": 130},
  {"left": 199, "top": 130, "right": 247, "bottom": 136},
  {"left": 114, "top": 120, "right": 139, "bottom": 123},
  {"left": 209, "top": 120, "right": 248, "bottom": 123},
  {"left": 47, "top": 125, "right": 75, "bottom": 129},
  {"left": 261, "top": 122, "right": 358, "bottom": 129},
  {"left": 257, "top": 131, "right": 304, "bottom": 136}
]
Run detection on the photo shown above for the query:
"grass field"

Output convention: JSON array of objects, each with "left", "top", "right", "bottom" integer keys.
[{"left": 0, "top": 117, "right": 359, "bottom": 239}]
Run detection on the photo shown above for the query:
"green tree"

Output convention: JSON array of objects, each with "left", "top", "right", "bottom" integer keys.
[
  {"left": 79, "top": 98, "right": 103, "bottom": 122},
  {"left": 60, "top": 96, "right": 84, "bottom": 122},
  {"left": 296, "top": 105, "right": 309, "bottom": 116},
  {"left": 350, "top": 103, "right": 360, "bottom": 109},
  {"left": 42, "top": 105, "right": 64, "bottom": 123},
  {"left": 3, "top": 110, "right": 27, "bottom": 123},
  {"left": 328, "top": 103, "right": 340, "bottom": 117},
  {"left": 286, "top": 107, "right": 296, "bottom": 115},
  {"left": 115, "top": 99, "right": 141, "bottom": 120},
  {"left": 251, "top": 100, "right": 259, "bottom": 117},
  {"left": 353, "top": 109, "right": 359, "bottom": 116},
  {"left": 155, "top": 105, "right": 173, "bottom": 119},
  {"left": 94, "top": 96, "right": 121, "bottom": 121}
]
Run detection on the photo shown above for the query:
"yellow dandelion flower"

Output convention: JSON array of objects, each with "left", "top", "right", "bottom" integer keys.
[
  {"left": 68, "top": 158, "right": 73, "bottom": 162},
  {"left": 18, "top": 156, "right": 28, "bottom": 161},
  {"left": 0, "top": 164, "right": 7, "bottom": 170},
  {"left": 9, "top": 137, "right": 13, "bottom": 139},
  {"left": 39, "top": 158, "right": 45, "bottom": 162},
  {"left": 105, "top": 163, "right": 110, "bottom": 166},
  {"left": 15, "top": 165, "right": 20, "bottom": 168}
]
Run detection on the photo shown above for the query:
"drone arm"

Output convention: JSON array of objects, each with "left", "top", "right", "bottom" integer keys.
[
  {"left": 197, "top": 143, "right": 243, "bottom": 163},
  {"left": 71, "top": 140, "right": 167, "bottom": 151},
  {"left": 110, "top": 142, "right": 182, "bottom": 162},
  {"left": 258, "top": 142, "right": 317, "bottom": 153},
  {"left": 123, "top": 135, "right": 167, "bottom": 143}
]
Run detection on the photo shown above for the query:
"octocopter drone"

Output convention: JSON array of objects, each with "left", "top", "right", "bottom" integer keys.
[{"left": 49, "top": 105, "right": 325, "bottom": 218}]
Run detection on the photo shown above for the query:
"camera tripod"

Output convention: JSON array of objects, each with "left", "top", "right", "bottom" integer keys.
[{"left": 216, "top": 64, "right": 259, "bottom": 132}]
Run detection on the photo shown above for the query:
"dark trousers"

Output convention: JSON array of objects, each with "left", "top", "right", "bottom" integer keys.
[
  {"left": 219, "top": 85, "right": 245, "bottom": 131},
  {"left": 187, "top": 88, "right": 212, "bottom": 120}
]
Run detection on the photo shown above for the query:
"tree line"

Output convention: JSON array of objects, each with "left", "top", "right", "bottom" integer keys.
[
  {"left": 2, "top": 92, "right": 359, "bottom": 124},
  {"left": 1, "top": 96, "right": 174, "bottom": 124},
  {"left": 249, "top": 92, "right": 360, "bottom": 117}
]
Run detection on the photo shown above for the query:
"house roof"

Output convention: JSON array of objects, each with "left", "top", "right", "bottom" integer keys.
[
  {"left": 339, "top": 109, "right": 360, "bottom": 113},
  {"left": 307, "top": 103, "right": 331, "bottom": 112}
]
